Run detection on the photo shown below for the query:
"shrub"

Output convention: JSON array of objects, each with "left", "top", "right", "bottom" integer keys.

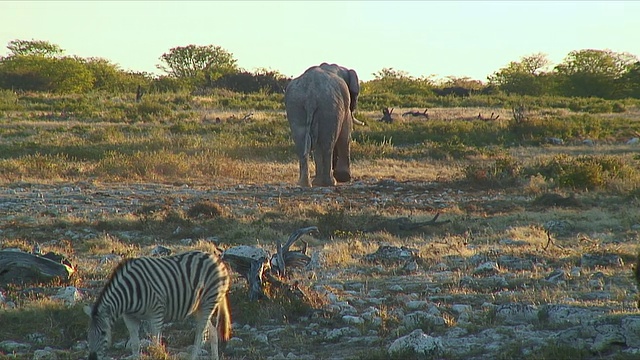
[
  {"left": 463, "top": 156, "right": 522, "bottom": 187},
  {"left": 526, "top": 154, "right": 637, "bottom": 190},
  {"left": 124, "top": 100, "right": 172, "bottom": 122},
  {"left": 0, "top": 89, "right": 21, "bottom": 111}
]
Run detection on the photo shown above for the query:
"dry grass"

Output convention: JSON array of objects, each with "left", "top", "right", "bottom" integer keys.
[{"left": 0, "top": 101, "right": 639, "bottom": 359}]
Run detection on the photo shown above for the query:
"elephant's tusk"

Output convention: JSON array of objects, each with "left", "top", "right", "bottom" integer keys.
[{"left": 353, "top": 117, "right": 366, "bottom": 126}]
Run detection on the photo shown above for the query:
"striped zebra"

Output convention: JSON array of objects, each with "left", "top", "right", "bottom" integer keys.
[{"left": 83, "top": 250, "right": 231, "bottom": 360}]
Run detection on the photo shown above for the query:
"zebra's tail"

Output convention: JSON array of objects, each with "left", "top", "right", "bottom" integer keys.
[{"left": 218, "top": 293, "right": 232, "bottom": 342}]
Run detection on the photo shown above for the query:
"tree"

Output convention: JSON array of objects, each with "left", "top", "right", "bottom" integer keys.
[
  {"left": 620, "top": 61, "right": 640, "bottom": 98},
  {"left": 211, "top": 68, "right": 290, "bottom": 93},
  {"left": 363, "top": 68, "right": 433, "bottom": 96},
  {"left": 6, "top": 39, "right": 63, "bottom": 58},
  {"left": 0, "top": 55, "right": 94, "bottom": 93},
  {"left": 488, "top": 53, "right": 553, "bottom": 96},
  {"left": 83, "top": 57, "right": 150, "bottom": 92},
  {"left": 157, "top": 44, "right": 239, "bottom": 87},
  {"left": 554, "top": 49, "right": 638, "bottom": 99}
]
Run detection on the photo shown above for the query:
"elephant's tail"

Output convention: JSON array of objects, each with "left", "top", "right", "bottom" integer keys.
[{"left": 303, "top": 107, "right": 315, "bottom": 157}]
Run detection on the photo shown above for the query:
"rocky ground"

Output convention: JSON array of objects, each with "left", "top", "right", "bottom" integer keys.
[{"left": 0, "top": 179, "right": 639, "bottom": 359}]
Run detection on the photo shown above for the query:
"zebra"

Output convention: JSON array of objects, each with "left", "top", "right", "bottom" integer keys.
[{"left": 83, "top": 250, "right": 231, "bottom": 360}]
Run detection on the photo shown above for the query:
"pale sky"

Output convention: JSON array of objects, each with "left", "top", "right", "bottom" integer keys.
[{"left": 1, "top": 1, "right": 638, "bottom": 82}]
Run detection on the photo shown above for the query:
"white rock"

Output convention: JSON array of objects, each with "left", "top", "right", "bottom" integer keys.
[
  {"left": 361, "top": 307, "right": 379, "bottom": 321},
  {"left": 542, "top": 304, "right": 598, "bottom": 325},
  {"left": 474, "top": 261, "right": 500, "bottom": 274},
  {"left": 325, "top": 327, "right": 359, "bottom": 341},
  {"left": 570, "top": 267, "right": 582, "bottom": 278},
  {"left": 622, "top": 317, "right": 640, "bottom": 348},
  {"left": 403, "top": 311, "right": 446, "bottom": 329},
  {"left": 253, "top": 333, "right": 269, "bottom": 345},
  {"left": 546, "top": 137, "right": 564, "bottom": 145},
  {"left": 388, "top": 329, "right": 443, "bottom": 357},
  {"left": 99, "top": 253, "right": 122, "bottom": 264},
  {"left": 51, "top": 286, "right": 82, "bottom": 305},
  {"left": 592, "top": 324, "right": 625, "bottom": 352},
  {"left": 223, "top": 245, "right": 269, "bottom": 262},
  {"left": 406, "top": 300, "right": 429, "bottom": 310},
  {"left": 0, "top": 340, "right": 31, "bottom": 352},
  {"left": 33, "top": 348, "right": 57, "bottom": 360},
  {"left": 452, "top": 304, "right": 473, "bottom": 314},
  {"left": 342, "top": 315, "right": 365, "bottom": 325},
  {"left": 495, "top": 303, "right": 538, "bottom": 325}
]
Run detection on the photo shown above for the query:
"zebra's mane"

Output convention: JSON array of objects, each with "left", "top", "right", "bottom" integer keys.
[{"left": 91, "top": 257, "right": 136, "bottom": 317}]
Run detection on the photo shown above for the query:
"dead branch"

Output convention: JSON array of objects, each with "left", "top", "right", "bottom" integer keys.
[
  {"left": 477, "top": 112, "right": 499, "bottom": 121},
  {"left": 273, "top": 226, "right": 318, "bottom": 277},
  {"left": 380, "top": 107, "right": 395, "bottom": 123},
  {"left": 223, "top": 226, "right": 319, "bottom": 300},
  {"left": 398, "top": 213, "right": 451, "bottom": 230},
  {"left": 402, "top": 108, "right": 429, "bottom": 119},
  {"left": 0, "top": 250, "right": 75, "bottom": 286}
]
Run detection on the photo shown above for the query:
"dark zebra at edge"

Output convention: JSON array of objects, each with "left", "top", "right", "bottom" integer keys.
[{"left": 84, "top": 250, "right": 231, "bottom": 360}]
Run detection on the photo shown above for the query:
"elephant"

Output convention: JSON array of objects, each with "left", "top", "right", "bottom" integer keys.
[{"left": 285, "top": 63, "right": 360, "bottom": 187}]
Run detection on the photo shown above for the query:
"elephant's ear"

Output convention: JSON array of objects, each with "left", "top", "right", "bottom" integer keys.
[{"left": 347, "top": 69, "right": 360, "bottom": 112}]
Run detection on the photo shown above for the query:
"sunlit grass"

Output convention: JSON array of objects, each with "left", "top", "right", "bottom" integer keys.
[{"left": 0, "top": 93, "right": 639, "bottom": 359}]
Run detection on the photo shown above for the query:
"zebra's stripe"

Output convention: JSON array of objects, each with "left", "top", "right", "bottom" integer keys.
[{"left": 86, "top": 250, "right": 231, "bottom": 360}]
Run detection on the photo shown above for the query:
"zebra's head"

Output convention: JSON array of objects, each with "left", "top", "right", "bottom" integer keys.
[{"left": 84, "top": 304, "right": 111, "bottom": 359}]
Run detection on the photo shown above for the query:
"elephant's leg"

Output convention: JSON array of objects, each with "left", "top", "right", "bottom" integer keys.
[
  {"left": 311, "top": 109, "right": 339, "bottom": 187},
  {"left": 312, "top": 147, "right": 336, "bottom": 187},
  {"left": 298, "top": 153, "right": 312, "bottom": 188},
  {"left": 291, "top": 128, "right": 312, "bottom": 187},
  {"left": 333, "top": 117, "right": 352, "bottom": 183}
]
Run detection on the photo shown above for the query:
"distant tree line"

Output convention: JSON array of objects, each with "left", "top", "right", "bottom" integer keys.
[
  {"left": 358, "top": 51, "right": 640, "bottom": 100},
  {"left": 0, "top": 40, "right": 289, "bottom": 95},
  {"left": 1, "top": 39, "right": 639, "bottom": 100}
]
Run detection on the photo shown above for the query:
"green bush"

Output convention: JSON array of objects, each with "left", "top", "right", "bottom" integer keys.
[
  {"left": 124, "top": 100, "right": 172, "bottom": 122},
  {"left": 527, "top": 154, "right": 637, "bottom": 190},
  {"left": 0, "top": 89, "right": 19, "bottom": 108},
  {"left": 463, "top": 156, "right": 522, "bottom": 187}
]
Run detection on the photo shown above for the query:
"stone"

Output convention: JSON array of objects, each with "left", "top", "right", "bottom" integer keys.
[
  {"left": 545, "top": 137, "right": 564, "bottom": 145},
  {"left": 406, "top": 300, "right": 429, "bottom": 310},
  {"left": 621, "top": 316, "right": 640, "bottom": 348},
  {"left": 545, "top": 269, "right": 567, "bottom": 285},
  {"left": 544, "top": 220, "right": 574, "bottom": 236},
  {"left": 452, "top": 304, "right": 473, "bottom": 314},
  {"left": 581, "top": 254, "right": 623, "bottom": 268},
  {"left": 51, "top": 286, "right": 82, "bottom": 305},
  {"left": 388, "top": 329, "right": 443, "bottom": 357},
  {"left": 0, "top": 340, "right": 31, "bottom": 353},
  {"left": 592, "top": 324, "right": 625, "bottom": 352},
  {"left": 150, "top": 245, "right": 172, "bottom": 256},
  {"left": 494, "top": 303, "right": 538, "bottom": 325},
  {"left": 403, "top": 311, "right": 446, "bottom": 329},
  {"left": 325, "top": 327, "right": 359, "bottom": 341},
  {"left": 474, "top": 261, "right": 500, "bottom": 275},
  {"left": 33, "top": 348, "right": 58, "bottom": 360},
  {"left": 342, "top": 315, "right": 365, "bottom": 325}
]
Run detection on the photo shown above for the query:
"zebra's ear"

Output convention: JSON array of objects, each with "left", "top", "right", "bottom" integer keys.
[{"left": 83, "top": 305, "right": 93, "bottom": 317}]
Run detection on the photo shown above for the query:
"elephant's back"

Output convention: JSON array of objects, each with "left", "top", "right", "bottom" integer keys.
[{"left": 293, "top": 68, "right": 348, "bottom": 98}]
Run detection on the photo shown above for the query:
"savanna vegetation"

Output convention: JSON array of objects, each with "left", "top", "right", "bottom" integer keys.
[{"left": 0, "top": 39, "right": 639, "bottom": 359}]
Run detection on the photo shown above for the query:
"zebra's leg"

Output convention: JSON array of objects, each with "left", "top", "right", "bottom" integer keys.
[
  {"left": 207, "top": 318, "right": 219, "bottom": 360},
  {"left": 122, "top": 314, "right": 141, "bottom": 355},
  {"left": 147, "top": 316, "right": 164, "bottom": 347},
  {"left": 190, "top": 311, "right": 213, "bottom": 360}
]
